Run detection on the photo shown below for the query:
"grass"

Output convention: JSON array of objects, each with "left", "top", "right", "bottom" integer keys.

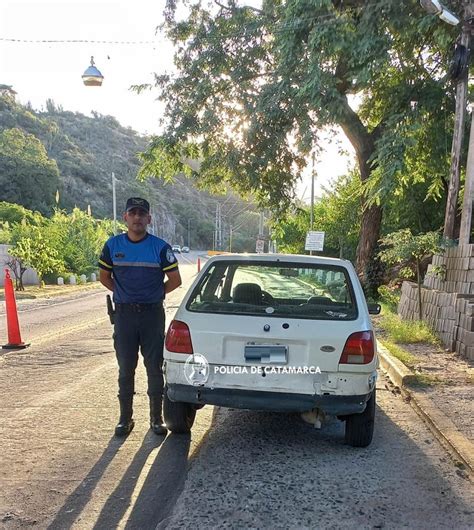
[
  {"left": 380, "top": 340, "right": 443, "bottom": 387},
  {"left": 376, "top": 298, "right": 442, "bottom": 386},
  {"left": 379, "top": 303, "right": 439, "bottom": 345},
  {"left": 406, "top": 373, "right": 443, "bottom": 388},
  {"left": 380, "top": 339, "right": 419, "bottom": 369}
]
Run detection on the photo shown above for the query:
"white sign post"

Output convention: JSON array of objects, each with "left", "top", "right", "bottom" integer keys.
[{"left": 305, "top": 231, "right": 325, "bottom": 252}]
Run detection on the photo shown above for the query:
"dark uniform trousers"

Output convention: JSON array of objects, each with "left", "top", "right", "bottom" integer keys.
[{"left": 113, "top": 303, "right": 166, "bottom": 399}]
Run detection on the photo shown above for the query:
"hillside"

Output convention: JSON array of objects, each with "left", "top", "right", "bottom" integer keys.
[{"left": 0, "top": 90, "right": 258, "bottom": 249}]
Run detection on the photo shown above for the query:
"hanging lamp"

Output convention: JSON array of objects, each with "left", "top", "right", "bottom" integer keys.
[{"left": 82, "top": 56, "right": 104, "bottom": 86}]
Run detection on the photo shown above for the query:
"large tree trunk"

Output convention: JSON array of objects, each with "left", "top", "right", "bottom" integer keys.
[
  {"left": 338, "top": 96, "right": 383, "bottom": 284},
  {"left": 355, "top": 203, "right": 383, "bottom": 284}
]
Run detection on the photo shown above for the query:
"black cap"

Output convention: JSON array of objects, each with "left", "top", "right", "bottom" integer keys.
[{"left": 125, "top": 197, "right": 150, "bottom": 213}]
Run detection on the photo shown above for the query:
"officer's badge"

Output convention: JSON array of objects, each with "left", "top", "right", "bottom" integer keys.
[{"left": 166, "top": 248, "right": 176, "bottom": 263}]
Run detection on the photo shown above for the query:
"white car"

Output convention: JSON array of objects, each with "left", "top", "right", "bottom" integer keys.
[{"left": 163, "top": 254, "right": 380, "bottom": 447}]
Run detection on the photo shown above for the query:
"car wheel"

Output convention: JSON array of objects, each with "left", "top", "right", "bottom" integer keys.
[
  {"left": 163, "top": 390, "right": 196, "bottom": 433},
  {"left": 344, "top": 389, "right": 375, "bottom": 448}
]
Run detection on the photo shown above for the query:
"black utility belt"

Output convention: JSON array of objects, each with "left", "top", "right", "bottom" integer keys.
[{"left": 115, "top": 302, "right": 163, "bottom": 313}]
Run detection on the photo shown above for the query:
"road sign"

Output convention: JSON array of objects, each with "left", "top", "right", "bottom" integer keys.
[
  {"left": 256, "top": 239, "right": 265, "bottom": 253},
  {"left": 305, "top": 231, "right": 325, "bottom": 251}
]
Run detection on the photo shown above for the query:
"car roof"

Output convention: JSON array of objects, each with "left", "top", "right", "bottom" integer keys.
[{"left": 206, "top": 253, "right": 352, "bottom": 267}]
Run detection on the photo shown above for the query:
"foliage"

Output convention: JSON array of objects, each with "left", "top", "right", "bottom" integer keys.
[
  {"left": 379, "top": 228, "right": 445, "bottom": 320},
  {"left": 363, "top": 244, "right": 386, "bottom": 300},
  {"left": 5, "top": 205, "right": 114, "bottom": 287},
  {"left": 145, "top": 0, "right": 460, "bottom": 275},
  {"left": 0, "top": 201, "right": 42, "bottom": 225},
  {"left": 273, "top": 172, "right": 362, "bottom": 258},
  {"left": 379, "top": 229, "right": 444, "bottom": 266},
  {"left": 0, "top": 128, "right": 60, "bottom": 215},
  {"left": 0, "top": 94, "right": 258, "bottom": 250},
  {"left": 9, "top": 225, "right": 64, "bottom": 286},
  {"left": 379, "top": 310, "right": 439, "bottom": 345},
  {"left": 377, "top": 285, "right": 401, "bottom": 312},
  {"left": 46, "top": 208, "right": 114, "bottom": 276},
  {"left": 5, "top": 256, "right": 27, "bottom": 291}
]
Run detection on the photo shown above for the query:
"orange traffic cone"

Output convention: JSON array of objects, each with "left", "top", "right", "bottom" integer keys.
[{"left": 2, "top": 269, "right": 29, "bottom": 349}]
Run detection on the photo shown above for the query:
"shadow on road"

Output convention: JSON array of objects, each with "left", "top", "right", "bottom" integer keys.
[
  {"left": 156, "top": 392, "right": 473, "bottom": 529},
  {"left": 47, "top": 435, "right": 128, "bottom": 530},
  {"left": 93, "top": 432, "right": 191, "bottom": 530}
]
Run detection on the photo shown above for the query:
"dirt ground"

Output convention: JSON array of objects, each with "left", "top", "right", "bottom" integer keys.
[{"left": 373, "top": 319, "right": 474, "bottom": 441}]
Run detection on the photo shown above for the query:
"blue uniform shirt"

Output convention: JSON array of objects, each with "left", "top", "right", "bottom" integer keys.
[{"left": 98, "top": 233, "right": 178, "bottom": 303}]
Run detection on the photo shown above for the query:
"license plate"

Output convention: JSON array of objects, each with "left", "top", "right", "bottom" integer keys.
[{"left": 244, "top": 344, "right": 288, "bottom": 364}]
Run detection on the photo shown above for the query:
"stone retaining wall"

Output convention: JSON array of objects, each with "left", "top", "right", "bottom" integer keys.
[{"left": 398, "top": 244, "right": 474, "bottom": 361}]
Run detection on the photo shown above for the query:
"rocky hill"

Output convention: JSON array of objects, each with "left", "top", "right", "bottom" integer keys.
[{"left": 0, "top": 90, "right": 258, "bottom": 249}]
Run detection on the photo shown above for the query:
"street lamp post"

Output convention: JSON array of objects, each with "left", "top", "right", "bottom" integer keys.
[
  {"left": 112, "top": 172, "right": 117, "bottom": 235},
  {"left": 419, "top": 2, "right": 469, "bottom": 241}
]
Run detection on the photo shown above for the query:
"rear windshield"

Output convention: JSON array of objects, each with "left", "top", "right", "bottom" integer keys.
[{"left": 186, "top": 261, "right": 358, "bottom": 320}]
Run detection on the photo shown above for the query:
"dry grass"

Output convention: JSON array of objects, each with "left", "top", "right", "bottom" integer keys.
[{"left": 0, "top": 282, "right": 103, "bottom": 301}]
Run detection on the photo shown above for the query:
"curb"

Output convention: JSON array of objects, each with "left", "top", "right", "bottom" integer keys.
[{"left": 377, "top": 342, "right": 474, "bottom": 476}]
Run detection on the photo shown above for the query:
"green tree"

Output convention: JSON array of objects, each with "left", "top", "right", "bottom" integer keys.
[
  {"left": 143, "top": 0, "right": 457, "bottom": 283},
  {"left": 0, "top": 128, "right": 60, "bottom": 215},
  {"left": 10, "top": 224, "right": 64, "bottom": 286},
  {"left": 379, "top": 229, "right": 445, "bottom": 321},
  {"left": 273, "top": 172, "right": 362, "bottom": 258},
  {"left": 47, "top": 208, "right": 114, "bottom": 276}
]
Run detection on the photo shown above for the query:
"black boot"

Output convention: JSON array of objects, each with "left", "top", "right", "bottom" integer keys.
[
  {"left": 115, "top": 396, "right": 135, "bottom": 437},
  {"left": 150, "top": 395, "right": 167, "bottom": 435}
]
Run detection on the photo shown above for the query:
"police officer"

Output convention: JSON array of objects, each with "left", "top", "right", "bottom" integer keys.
[{"left": 98, "top": 197, "right": 182, "bottom": 436}]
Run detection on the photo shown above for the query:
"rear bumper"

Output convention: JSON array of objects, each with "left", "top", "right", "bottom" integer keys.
[{"left": 166, "top": 384, "right": 372, "bottom": 415}]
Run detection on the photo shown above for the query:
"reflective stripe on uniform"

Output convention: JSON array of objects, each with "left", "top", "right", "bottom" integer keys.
[
  {"left": 113, "top": 261, "right": 161, "bottom": 268},
  {"left": 99, "top": 259, "right": 113, "bottom": 269},
  {"left": 162, "top": 262, "right": 179, "bottom": 272}
]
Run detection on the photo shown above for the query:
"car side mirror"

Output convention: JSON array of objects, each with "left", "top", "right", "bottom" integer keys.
[{"left": 368, "top": 303, "right": 381, "bottom": 315}]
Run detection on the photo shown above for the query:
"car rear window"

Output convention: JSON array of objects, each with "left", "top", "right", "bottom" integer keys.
[{"left": 186, "top": 261, "right": 358, "bottom": 320}]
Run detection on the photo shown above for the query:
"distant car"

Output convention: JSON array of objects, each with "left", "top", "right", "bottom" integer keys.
[
  {"left": 171, "top": 245, "right": 181, "bottom": 254},
  {"left": 181, "top": 246, "right": 190, "bottom": 253},
  {"left": 163, "top": 254, "right": 381, "bottom": 447}
]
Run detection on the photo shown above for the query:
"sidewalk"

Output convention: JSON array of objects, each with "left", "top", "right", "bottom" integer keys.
[{"left": 377, "top": 340, "right": 474, "bottom": 476}]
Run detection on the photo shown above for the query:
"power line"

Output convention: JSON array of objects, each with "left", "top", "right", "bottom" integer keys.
[
  {"left": 0, "top": 2, "right": 393, "bottom": 49},
  {"left": 0, "top": 37, "right": 165, "bottom": 46}
]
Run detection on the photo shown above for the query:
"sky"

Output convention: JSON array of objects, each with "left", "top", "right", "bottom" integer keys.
[{"left": 0, "top": 0, "right": 355, "bottom": 199}]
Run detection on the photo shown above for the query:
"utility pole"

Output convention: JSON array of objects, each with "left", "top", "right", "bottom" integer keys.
[
  {"left": 219, "top": 204, "right": 223, "bottom": 250},
  {"left": 442, "top": 2, "right": 473, "bottom": 240},
  {"left": 460, "top": 105, "right": 474, "bottom": 244},
  {"left": 310, "top": 152, "right": 315, "bottom": 256},
  {"left": 229, "top": 225, "right": 233, "bottom": 252},
  {"left": 214, "top": 203, "right": 218, "bottom": 251},
  {"left": 112, "top": 172, "right": 117, "bottom": 235},
  {"left": 187, "top": 218, "right": 191, "bottom": 247},
  {"left": 259, "top": 211, "right": 264, "bottom": 252}
]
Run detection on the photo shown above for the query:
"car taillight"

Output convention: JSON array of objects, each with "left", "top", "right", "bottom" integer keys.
[
  {"left": 165, "top": 320, "right": 194, "bottom": 354},
  {"left": 339, "top": 331, "right": 374, "bottom": 364}
]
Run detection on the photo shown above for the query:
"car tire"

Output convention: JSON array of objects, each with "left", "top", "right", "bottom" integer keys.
[
  {"left": 163, "top": 390, "right": 196, "bottom": 434},
  {"left": 344, "top": 389, "right": 375, "bottom": 448}
]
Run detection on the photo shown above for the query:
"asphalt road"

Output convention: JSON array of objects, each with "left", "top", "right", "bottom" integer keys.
[{"left": 0, "top": 252, "right": 473, "bottom": 529}]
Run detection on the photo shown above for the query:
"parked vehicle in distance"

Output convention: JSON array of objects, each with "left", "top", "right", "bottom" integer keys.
[
  {"left": 171, "top": 245, "right": 181, "bottom": 254},
  {"left": 181, "top": 246, "right": 190, "bottom": 253},
  {"left": 163, "top": 254, "right": 381, "bottom": 447}
]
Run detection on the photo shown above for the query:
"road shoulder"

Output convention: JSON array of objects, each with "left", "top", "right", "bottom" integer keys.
[{"left": 378, "top": 341, "right": 474, "bottom": 476}]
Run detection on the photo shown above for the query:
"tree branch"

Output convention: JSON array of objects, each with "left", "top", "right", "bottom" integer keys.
[
  {"left": 336, "top": 95, "right": 375, "bottom": 180},
  {"left": 214, "top": 0, "right": 265, "bottom": 15}
]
